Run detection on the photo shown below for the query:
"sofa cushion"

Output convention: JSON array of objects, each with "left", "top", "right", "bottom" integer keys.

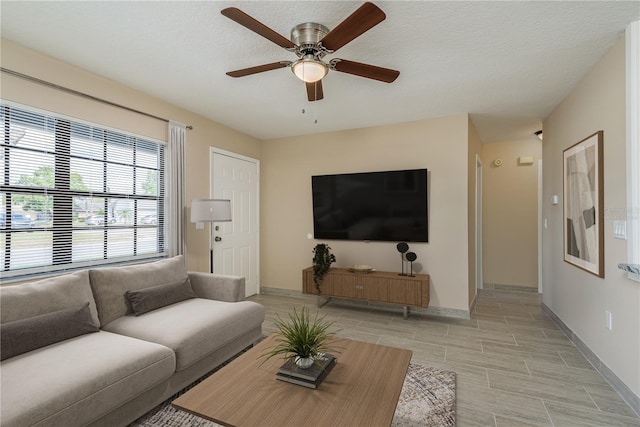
[
  {"left": 0, "top": 270, "right": 99, "bottom": 327},
  {"left": 103, "top": 298, "right": 265, "bottom": 371},
  {"left": 0, "top": 302, "right": 99, "bottom": 361},
  {"left": 0, "top": 330, "right": 175, "bottom": 427},
  {"left": 89, "top": 255, "right": 189, "bottom": 326},
  {"left": 126, "top": 278, "right": 196, "bottom": 316}
]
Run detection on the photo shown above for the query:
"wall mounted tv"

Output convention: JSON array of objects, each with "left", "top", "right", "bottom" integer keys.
[{"left": 312, "top": 168, "right": 428, "bottom": 242}]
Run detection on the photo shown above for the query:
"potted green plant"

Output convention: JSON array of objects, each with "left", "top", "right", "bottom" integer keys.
[
  {"left": 262, "top": 307, "right": 339, "bottom": 369},
  {"left": 312, "top": 243, "right": 336, "bottom": 294}
]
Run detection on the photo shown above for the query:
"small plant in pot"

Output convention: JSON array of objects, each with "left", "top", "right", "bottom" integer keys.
[
  {"left": 312, "top": 243, "right": 336, "bottom": 294},
  {"left": 262, "top": 307, "right": 339, "bottom": 369}
]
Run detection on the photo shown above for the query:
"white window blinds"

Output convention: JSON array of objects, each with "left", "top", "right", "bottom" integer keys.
[{"left": 0, "top": 102, "right": 167, "bottom": 281}]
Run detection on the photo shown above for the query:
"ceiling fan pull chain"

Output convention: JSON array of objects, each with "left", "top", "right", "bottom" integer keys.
[{"left": 314, "top": 85, "right": 318, "bottom": 124}]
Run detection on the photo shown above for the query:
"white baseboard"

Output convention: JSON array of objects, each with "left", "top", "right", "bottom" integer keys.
[
  {"left": 542, "top": 303, "right": 640, "bottom": 417},
  {"left": 259, "top": 287, "right": 471, "bottom": 319}
]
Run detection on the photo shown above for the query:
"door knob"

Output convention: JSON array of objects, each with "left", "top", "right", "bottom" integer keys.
[{"left": 214, "top": 236, "right": 222, "bottom": 242}]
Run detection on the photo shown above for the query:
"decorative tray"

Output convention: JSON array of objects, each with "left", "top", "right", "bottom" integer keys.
[{"left": 347, "top": 265, "right": 375, "bottom": 273}]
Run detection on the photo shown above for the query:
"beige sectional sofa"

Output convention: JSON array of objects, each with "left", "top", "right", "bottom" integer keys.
[{"left": 0, "top": 255, "right": 265, "bottom": 427}]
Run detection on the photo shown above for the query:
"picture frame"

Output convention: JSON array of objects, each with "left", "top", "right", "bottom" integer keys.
[{"left": 563, "top": 131, "right": 604, "bottom": 278}]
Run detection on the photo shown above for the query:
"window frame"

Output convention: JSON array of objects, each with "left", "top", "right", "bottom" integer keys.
[{"left": 0, "top": 101, "right": 167, "bottom": 282}]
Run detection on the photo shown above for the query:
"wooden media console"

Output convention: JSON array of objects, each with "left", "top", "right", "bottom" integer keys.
[{"left": 302, "top": 267, "right": 430, "bottom": 319}]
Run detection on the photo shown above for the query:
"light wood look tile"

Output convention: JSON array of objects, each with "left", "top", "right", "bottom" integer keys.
[
  {"left": 447, "top": 324, "right": 519, "bottom": 344},
  {"left": 457, "top": 406, "right": 498, "bottom": 426},
  {"left": 525, "top": 359, "right": 612, "bottom": 389},
  {"left": 457, "top": 383, "right": 553, "bottom": 425},
  {"left": 544, "top": 400, "right": 640, "bottom": 426},
  {"left": 445, "top": 346, "right": 531, "bottom": 375},
  {"left": 481, "top": 341, "right": 567, "bottom": 365},
  {"left": 584, "top": 385, "right": 640, "bottom": 418},
  {"left": 413, "top": 330, "right": 485, "bottom": 351},
  {"left": 487, "top": 370, "right": 598, "bottom": 409},
  {"left": 513, "top": 333, "right": 575, "bottom": 349},
  {"left": 494, "top": 415, "right": 552, "bottom": 427},
  {"left": 249, "top": 288, "right": 639, "bottom": 426}
]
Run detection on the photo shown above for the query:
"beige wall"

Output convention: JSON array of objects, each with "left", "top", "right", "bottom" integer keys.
[
  {"left": 0, "top": 39, "right": 263, "bottom": 273},
  {"left": 483, "top": 139, "right": 541, "bottom": 288},
  {"left": 261, "top": 115, "right": 471, "bottom": 311},
  {"left": 2, "top": 39, "right": 478, "bottom": 313},
  {"left": 467, "top": 118, "right": 483, "bottom": 306},
  {"left": 543, "top": 36, "right": 640, "bottom": 397}
]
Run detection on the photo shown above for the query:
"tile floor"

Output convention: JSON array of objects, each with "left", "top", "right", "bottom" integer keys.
[{"left": 249, "top": 288, "right": 640, "bottom": 427}]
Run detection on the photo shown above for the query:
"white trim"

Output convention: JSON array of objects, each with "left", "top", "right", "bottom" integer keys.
[
  {"left": 210, "top": 147, "right": 259, "bottom": 165},
  {"left": 626, "top": 21, "right": 640, "bottom": 282},
  {"left": 538, "top": 159, "right": 543, "bottom": 292},
  {"left": 475, "top": 155, "right": 483, "bottom": 290}
]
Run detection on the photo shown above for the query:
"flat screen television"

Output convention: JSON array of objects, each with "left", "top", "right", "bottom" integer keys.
[{"left": 312, "top": 169, "right": 428, "bottom": 242}]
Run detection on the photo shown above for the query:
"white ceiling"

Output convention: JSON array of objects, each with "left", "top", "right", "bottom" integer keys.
[{"left": 1, "top": 1, "right": 639, "bottom": 143}]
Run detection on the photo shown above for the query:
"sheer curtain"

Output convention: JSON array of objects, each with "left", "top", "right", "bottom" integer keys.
[{"left": 167, "top": 121, "right": 186, "bottom": 257}]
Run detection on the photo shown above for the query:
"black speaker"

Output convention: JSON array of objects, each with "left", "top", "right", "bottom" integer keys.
[
  {"left": 406, "top": 252, "right": 417, "bottom": 276},
  {"left": 397, "top": 242, "right": 409, "bottom": 275}
]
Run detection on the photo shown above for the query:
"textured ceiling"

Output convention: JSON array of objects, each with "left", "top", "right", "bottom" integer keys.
[{"left": 1, "top": 1, "right": 639, "bottom": 143}]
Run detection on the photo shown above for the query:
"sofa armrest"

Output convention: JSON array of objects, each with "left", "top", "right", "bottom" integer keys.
[{"left": 188, "top": 272, "right": 245, "bottom": 302}]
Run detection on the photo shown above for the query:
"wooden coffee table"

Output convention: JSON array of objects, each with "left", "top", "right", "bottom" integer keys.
[{"left": 173, "top": 335, "right": 412, "bottom": 427}]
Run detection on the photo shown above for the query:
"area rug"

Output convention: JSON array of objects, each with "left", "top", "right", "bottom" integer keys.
[{"left": 130, "top": 363, "right": 456, "bottom": 427}]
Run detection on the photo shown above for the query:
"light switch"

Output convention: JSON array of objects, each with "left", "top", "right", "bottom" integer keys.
[
  {"left": 613, "top": 220, "right": 627, "bottom": 240},
  {"left": 551, "top": 195, "right": 559, "bottom": 205}
]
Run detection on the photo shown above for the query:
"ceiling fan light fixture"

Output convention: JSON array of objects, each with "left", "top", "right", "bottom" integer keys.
[{"left": 291, "top": 58, "right": 328, "bottom": 83}]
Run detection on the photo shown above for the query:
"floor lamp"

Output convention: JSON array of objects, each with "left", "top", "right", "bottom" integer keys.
[{"left": 190, "top": 199, "right": 232, "bottom": 273}]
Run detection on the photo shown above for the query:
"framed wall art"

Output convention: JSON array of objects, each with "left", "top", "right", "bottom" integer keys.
[{"left": 563, "top": 131, "right": 604, "bottom": 278}]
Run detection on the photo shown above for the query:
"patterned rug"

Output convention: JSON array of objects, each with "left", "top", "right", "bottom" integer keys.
[{"left": 130, "top": 363, "right": 455, "bottom": 427}]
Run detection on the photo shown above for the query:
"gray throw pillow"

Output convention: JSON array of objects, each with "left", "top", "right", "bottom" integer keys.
[
  {"left": 125, "top": 278, "right": 196, "bottom": 316},
  {"left": 0, "top": 302, "right": 99, "bottom": 361}
]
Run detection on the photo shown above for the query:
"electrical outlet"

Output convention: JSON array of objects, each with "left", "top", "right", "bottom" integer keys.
[{"left": 605, "top": 311, "right": 612, "bottom": 331}]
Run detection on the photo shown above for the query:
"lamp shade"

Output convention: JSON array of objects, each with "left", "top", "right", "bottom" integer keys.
[
  {"left": 291, "top": 58, "right": 328, "bottom": 83},
  {"left": 190, "top": 199, "right": 232, "bottom": 222}
]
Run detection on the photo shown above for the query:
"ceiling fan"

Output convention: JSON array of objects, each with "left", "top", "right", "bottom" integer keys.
[{"left": 221, "top": 2, "right": 400, "bottom": 102}]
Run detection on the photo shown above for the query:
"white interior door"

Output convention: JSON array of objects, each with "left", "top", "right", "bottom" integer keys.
[{"left": 211, "top": 149, "right": 259, "bottom": 297}]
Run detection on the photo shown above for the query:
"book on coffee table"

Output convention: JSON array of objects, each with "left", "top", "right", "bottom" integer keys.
[
  {"left": 277, "top": 353, "right": 337, "bottom": 382},
  {"left": 276, "top": 355, "right": 337, "bottom": 389}
]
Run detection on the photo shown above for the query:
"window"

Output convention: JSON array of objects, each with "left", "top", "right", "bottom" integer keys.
[{"left": 0, "top": 102, "right": 166, "bottom": 281}]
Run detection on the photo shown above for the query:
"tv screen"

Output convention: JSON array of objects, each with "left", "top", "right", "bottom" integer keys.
[{"left": 312, "top": 169, "right": 428, "bottom": 242}]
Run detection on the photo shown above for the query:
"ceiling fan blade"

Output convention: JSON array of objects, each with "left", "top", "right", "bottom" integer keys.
[
  {"left": 320, "top": 2, "right": 386, "bottom": 52},
  {"left": 332, "top": 59, "right": 399, "bottom": 83},
  {"left": 306, "top": 81, "right": 324, "bottom": 101},
  {"left": 221, "top": 7, "right": 295, "bottom": 49},
  {"left": 226, "top": 62, "right": 291, "bottom": 78}
]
